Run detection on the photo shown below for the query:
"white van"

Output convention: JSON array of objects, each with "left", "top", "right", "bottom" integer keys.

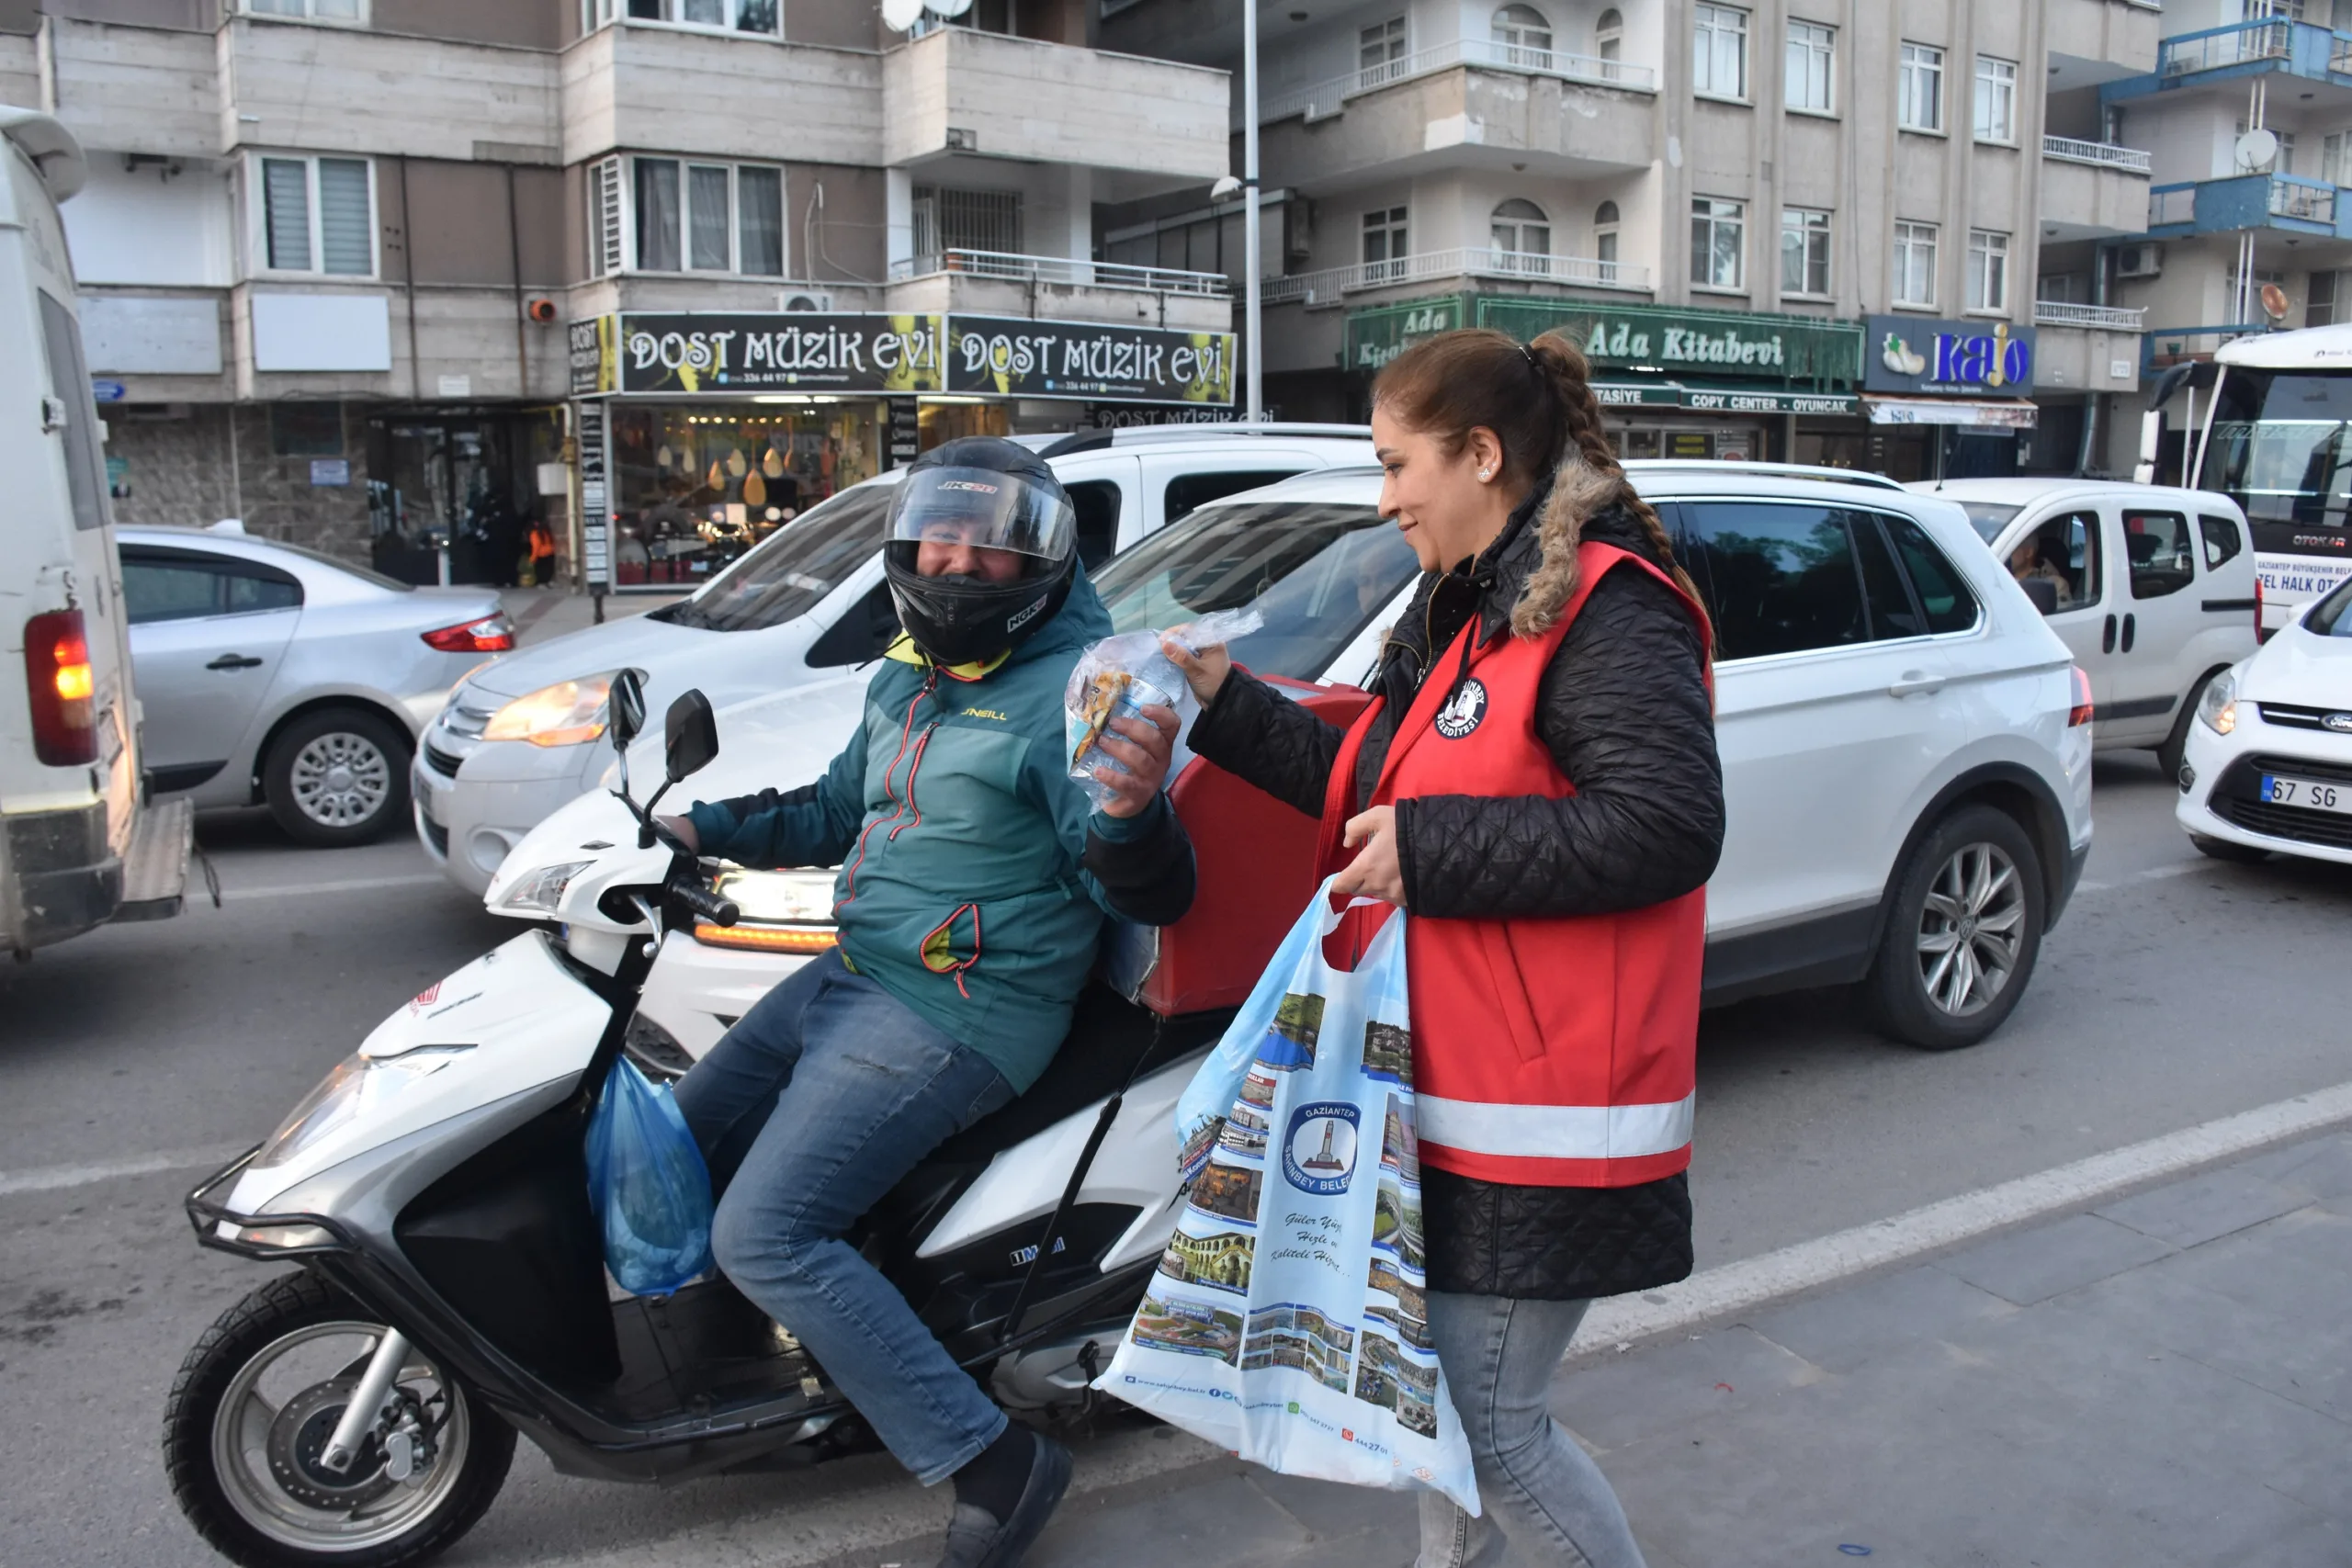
[{"left": 1, "top": 107, "right": 187, "bottom": 954}]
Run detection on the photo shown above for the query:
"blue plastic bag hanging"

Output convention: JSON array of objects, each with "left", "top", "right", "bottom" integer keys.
[{"left": 585, "top": 1057, "right": 715, "bottom": 1296}]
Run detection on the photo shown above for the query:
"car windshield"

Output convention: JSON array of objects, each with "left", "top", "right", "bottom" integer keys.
[
  {"left": 2305, "top": 574, "right": 2352, "bottom": 637},
  {"left": 1956, "top": 502, "right": 2022, "bottom": 544},
  {"left": 654, "top": 480, "right": 897, "bottom": 632},
  {"left": 1093, "top": 501, "right": 1419, "bottom": 682}
]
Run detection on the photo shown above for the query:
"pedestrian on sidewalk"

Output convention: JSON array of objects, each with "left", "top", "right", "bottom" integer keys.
[
  {"left": 1164, "top": 328, "right": 1723, "bottom": 1568},
  {"left": 526, "top": 514, "right": 558, "bottom": 587}
]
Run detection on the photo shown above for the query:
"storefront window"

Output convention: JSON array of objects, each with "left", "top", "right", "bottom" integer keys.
[{"left": 608, "top": 400, "right": 882, "bottom": 587}]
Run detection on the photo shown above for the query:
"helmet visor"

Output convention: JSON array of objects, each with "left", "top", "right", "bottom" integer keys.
[{"left": 887, "top": 467, "right": 1076, "bottom": 568}]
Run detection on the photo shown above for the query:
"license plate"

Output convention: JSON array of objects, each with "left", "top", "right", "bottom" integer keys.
[{"left": 2260, "top": 774, "right": 2350, "bottom": 814}]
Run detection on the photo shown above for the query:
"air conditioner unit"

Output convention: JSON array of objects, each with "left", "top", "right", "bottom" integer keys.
[
  {"left": 2116, "top": 243, "right": 2165, "bottom": 280},
  {"left": 780, "top": 290, "right": 837, "bottom": 312}
]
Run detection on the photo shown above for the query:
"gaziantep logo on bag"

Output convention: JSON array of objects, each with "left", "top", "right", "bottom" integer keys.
[
  {"left": 1283, "top": 1102, "right": 1361, "bottom": 1194},
  {"left": 1433, "top": 677, "right": 1487, "bottom": 739}
]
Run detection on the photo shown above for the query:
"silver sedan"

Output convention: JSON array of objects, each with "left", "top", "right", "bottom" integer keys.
[{"left": 117, "top": 525, "right": 512, "bottom": 846}]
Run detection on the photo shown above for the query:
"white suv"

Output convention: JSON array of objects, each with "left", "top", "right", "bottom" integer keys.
[
  {"left": 608, "top": 463, "right": 2093, "bottom": 1065},
  {"left": 414, "top": 426, "right": 1372, "bottom": 892}
]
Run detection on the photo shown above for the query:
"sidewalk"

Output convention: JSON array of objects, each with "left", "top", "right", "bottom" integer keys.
[
  {"left": 498, "top": 586, "right": 686, "bottom": 649},
  {"left": 872, "top": 1129, "right": 2352, "bottom": 1568}
]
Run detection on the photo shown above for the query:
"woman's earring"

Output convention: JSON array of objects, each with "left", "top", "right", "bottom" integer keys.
[{"left": 1477, "top": 468, "right": 1492, "bottom": 481}]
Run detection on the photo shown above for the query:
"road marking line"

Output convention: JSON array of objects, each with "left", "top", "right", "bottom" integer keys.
[
  {"left": 2075, "top": 861, "right": 2206, "bottom": 895},
  {"left": 0, "top": 1145, "right": 249, "bottom": 1198},
  {"left": 1577, "top": 1077, "right": 2352, "bottom": 1351},
  {"left": 217, "top": 873, "right": 447, "bottom": 901}
]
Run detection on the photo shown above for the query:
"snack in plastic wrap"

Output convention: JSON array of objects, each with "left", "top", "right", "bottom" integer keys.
[{"left": 1064, "top": 608, "right": 1263, "bottom": 807}]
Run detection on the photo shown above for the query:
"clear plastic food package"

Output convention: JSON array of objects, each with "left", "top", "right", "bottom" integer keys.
[{"left": 1065, "top": 608, "right": 1262, "bottom": 807}]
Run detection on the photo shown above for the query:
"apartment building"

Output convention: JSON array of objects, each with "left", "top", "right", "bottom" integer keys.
[
  {"left": 1103, "top": 0, "right": 2162, "bottom": 480},
  {"left": 2100, "top": 0, "right": 2352, "bottom": 473},
  {"left": 3, "top": 0, "right": 1231, "bottom": 586}
]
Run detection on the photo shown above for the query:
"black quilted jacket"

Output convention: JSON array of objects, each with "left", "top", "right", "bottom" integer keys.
[{"left": 1186, "top": 478, "right": 1722, "bottom": 1301}]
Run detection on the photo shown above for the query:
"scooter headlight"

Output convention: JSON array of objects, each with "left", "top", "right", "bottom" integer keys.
[
  {"left": 252, "top": 1046, "right": 475, "bottom": 1172},
  {"left": 497, "top": 859, "right": 594, "bottom": 916}
]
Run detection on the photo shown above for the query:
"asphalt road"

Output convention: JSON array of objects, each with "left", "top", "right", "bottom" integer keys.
[{"left": 4, "top": 753, "right": 2349, "bottom": 1567}]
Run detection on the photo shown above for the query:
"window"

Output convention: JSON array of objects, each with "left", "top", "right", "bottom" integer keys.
[
  {"left": 35, "top": 293, "right": 106, "bottom": 534},
  {"left": 2037, "top": 271, "right": 2089, "bottom": 306},
  {"left": 1491, "top": 4, "right": 1552, "bottom": 64},
  {"left": 2004, "top": 511, "right": 2099, "bottom": 614},
  {"left": 1967, "top": 229, "right": 2009, "bottom": 312},
  {"left": 2124, "top": 511, "right": 2196, "bottom": 599},
  {"left": 2311, "top": 270, "right": 2340, "bottom": 328},
  {"left": 1069, "top": 480, "right": 1124, "bottom": 570},
  {"left": 589, "top": 157, "right": 625, "bottom": 277},
  {"left": 2199, "top": 514, "right": 2245, "bottom": 570},
  {"left": 245, "top": 0, "right": 364, "bottom": 19},
  {"left": 1894, "top": 220, "right": 1938, "bottom": 307},
  {"left": 257, "top": 155, "right": 373, "bottom": 276},
  {"left": 2325, "top": 131, "right": 2352, "bottom": 186},
  {"left": 1165, "top": 468, "right": 1306, "bottom": 526},
  {"left": 1690, "top": 197, "right": 1745, "bottom": 289},
  {"left": 1683, "top": 502, "right": 1867, "bottom": 659},
  {"left": 1973, "top": 55, "right": 2016, "bottom": 143},
  {"left": 913, "top": 186, "right": 1023, "bottom": 261},
  {"left": 1692, "top": 4, "right": 1748, "bottom": 98},
  {"left": 582, "top": 0, "right": 778, "bottom": 32},
  {"left": 269, "top": 402, "right": 344, "bottom": 457},
  {"left": 1781, "top": 207, "right": 1829, "bottom": 297},
  {"left": 119, "top": 551, "right": 304, "bottom": 625},
  {"left": 1785, "top": 20, "right": 1834, "bottom": 113},
  {"left": 1360, "top": 17, "right": 1407, "bottom": 78},
  {"left": 1884, "top": 516, "right": 1978, "bottom": 632},
  {"left": 1490, "top": 198, "right": 1551, "bottom": 270},
  {"left": 1593, "top": 199, "right": 1621, "bottom": 276},
  {"left": 1594, "top": 6, "right": 1622, "bottom": 65},
  {"left": 630, "top": 158, "right": 786, "bottom": 276},
  {"left": 1851, "top": 514, "right": 1928, "bottom": 639},
  {"left": 1363, "top": 206, "right": 1408, "bottom": 282},
  {"left": 1899, "top": 42, "right": 1943, "bottom": 132}
]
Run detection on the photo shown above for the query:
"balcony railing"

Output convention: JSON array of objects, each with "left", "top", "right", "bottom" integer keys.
[
  {"left": 1261, "top": 248, "right": 1650, "bottom": 305},
  {"left": 2042, "top": 135, "right": 2153, "bottom": 175},
  {"left": 2159, "top": 18, "right": 2292, "bottom": 76},
  {"left": 888, "top": 249, "right": 1230, "bottom": 298},
  {"left": 1250, "top": 36, "right": 1656, "bottom": 128},
  {"left": 2148, "top": 175, "right": 2339, "bottom": 231},
  {"left": 2032, "top": 301, "right": 2147, "bottom": 330},
  {"left": 2271, "top": 175, "right": 2336, "bottom": 222}
]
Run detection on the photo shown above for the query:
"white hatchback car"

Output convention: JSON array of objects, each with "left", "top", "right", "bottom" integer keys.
[
  {"left": 606, "top": 462, "right": 2093, "bottom": 1067},
  {"left": 1916, "top": 479, "right": 2260, "bottom": 777},
  {"left": 414, "top": 426, "right": 1373, "bottom": 892},
  {"left": 2175, "top": 574, "right": 2352, "bottom": 866}
]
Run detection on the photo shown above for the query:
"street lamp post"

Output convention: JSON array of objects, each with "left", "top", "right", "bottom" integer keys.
[{"left": 1242, "top": 0, "right": 1262, "bottom": 423}]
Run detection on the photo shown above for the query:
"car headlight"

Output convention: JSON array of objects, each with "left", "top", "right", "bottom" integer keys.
[
  {"left": 484, "top": 676, "right": 613, "bottom": 746},
  {"left": 694, "top": 868, "right": 841, "bottom": 953},
  {"left": 497, "top": 859, "right": 594, "bottom": 916},
  {"left": 251, "top": 1045, "right": 476, "bottom": 1171},
  {"left": 2199, "top": 671, "right": 2237, "bottom": 736}
]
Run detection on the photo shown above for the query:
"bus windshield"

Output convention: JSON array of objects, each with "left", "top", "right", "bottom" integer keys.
[{"left": 2202, "top": 367, "right": 2352, "bottom": 545}]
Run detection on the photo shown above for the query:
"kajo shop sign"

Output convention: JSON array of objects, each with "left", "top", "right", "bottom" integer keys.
[{"left": 1862, "top": 315, "right": 2036, "bottom": 397}]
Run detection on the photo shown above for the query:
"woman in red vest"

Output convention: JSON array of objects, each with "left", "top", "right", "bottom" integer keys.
[{"left": 1167, "top": 328, "right": 1722, "bottom": 1567}]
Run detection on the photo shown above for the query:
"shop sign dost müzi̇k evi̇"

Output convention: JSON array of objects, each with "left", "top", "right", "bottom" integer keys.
[{"left": 574, "top": 313, "right": 949, "bottom": 396}]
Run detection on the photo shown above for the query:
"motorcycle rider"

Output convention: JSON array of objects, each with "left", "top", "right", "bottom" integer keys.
[{"left": 657, "top": 436, "right": 1193, "bottom": 1567}]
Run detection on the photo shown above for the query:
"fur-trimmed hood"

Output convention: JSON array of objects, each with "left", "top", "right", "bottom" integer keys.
[{"left": 1503, "top": 453, "right": 1654, "bottom": 638}]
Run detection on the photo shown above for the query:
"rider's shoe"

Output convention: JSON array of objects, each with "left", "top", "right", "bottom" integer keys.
[{"left": 934, "top": 1431, "right": 1074, "bottom": 1568}]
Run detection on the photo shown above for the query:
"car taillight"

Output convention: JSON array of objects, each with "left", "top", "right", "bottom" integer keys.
[
  {"left": 2067, "top": 666, "right": 2094, "bottom": 728},
  {"left": 2255, "top": 578, "right": 2268, "bottom": 644},
  {"left": 422, "top": 615, "right": 515, "bottom": 653},
  {"left": 25, "top": 607, "right": 98, "bottom": 766}
]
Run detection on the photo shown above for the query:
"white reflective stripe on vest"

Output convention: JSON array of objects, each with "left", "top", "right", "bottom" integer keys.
[{"left": 1415, "top": 1092, "right": 1696, "bottom": 1161}]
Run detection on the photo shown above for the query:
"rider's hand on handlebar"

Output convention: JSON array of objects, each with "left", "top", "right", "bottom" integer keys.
[
  {"left": 654, "top": 814, "right": 699, "bottom": 855},
  {"left": 1090, "top": 705, "right": 1179, "bottom": 819},
  {"left": 1159, "top": 637, "right": 1232, "bottom": 706}
]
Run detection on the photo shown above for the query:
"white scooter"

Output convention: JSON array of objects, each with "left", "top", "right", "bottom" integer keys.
[{"left": 164, "top": 674, "right": 1218, "bottom": 1568}]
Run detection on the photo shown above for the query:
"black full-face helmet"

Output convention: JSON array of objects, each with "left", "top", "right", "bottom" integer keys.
[{"left": 883, "top": 436, "right": 1077, "bottom": 668}]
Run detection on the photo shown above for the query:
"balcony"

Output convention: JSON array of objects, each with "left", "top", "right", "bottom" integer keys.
[
  {"left": 220, "top": 16, "right": 560, "bottom": 162},
  {"left": 2041, "top": 136, "right": 2153, "bottom": 241},
  {"left": 2042, "top": 136, "right": 2152, "bottom": 175},
  {"left": 2147, "top": 174, "right": 2351, "bottom": 238},
  {"left": 1248, "top": 37, "right": 1656, "bottom": 129},
  {"left": 2031, "top": 302, "right": 2146, "bottom": 393},
  {"left": 2032, "top": 301, "right": 2146, "bottom": 331},
  {"left": 882, "top": 28, "right": 1227, "bottom": 188},
  {"left": 562, "top": 23, "right": 882, "bottom": 168},
  {"left": 1262, "top": 248, "right": 1648, "bottom": 307},
  {"left": 2107, "top": 18, "right": 2352, "bottom": 105},
  {"left": 884, "top": 248, "right": 1231, "bottom": 332}
]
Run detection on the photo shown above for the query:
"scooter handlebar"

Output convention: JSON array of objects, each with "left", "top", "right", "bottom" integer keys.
[{"left": 670, "top": 876, "right": 740, "bottom": 929}]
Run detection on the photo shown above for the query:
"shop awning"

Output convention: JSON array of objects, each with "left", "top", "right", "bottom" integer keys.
[{"left": 1863, "top": 396, "right": 2039, "bottom": 428}]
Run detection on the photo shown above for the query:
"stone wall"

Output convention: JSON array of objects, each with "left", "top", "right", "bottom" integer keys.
[{"left": 104, "top": 401, "right": 376, "bottom": 566}]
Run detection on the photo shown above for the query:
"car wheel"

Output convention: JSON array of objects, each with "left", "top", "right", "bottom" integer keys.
[
  {"left": 1866, "top": 805, "right": 2044, "bottom": 1052},
  {"left": 2155, "top": 669, "right": 2221, "bottom": 782},
  {"left": 263, "top": 709, "right": 411, "bottom": 848},
  {"left": 2189, "top": 832, "right": 2269, "bottom": 864}
]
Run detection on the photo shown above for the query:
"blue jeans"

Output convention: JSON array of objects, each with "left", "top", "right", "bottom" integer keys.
[
  {"left": 1416, "top": 1294, "right": 1647, "bottom": 1568},
  {"left": 673, "top": 950, "right": 1016, "bottom": 1485}
]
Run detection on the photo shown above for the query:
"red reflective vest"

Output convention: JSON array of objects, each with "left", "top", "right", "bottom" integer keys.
[{"left": 1317, "top": 541, "right": 1711, "bottom": 1188}]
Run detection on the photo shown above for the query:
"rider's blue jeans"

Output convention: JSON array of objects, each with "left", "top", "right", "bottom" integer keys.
[{"left": 673, "top": 949, "right": 1016, "bottom": 1484}]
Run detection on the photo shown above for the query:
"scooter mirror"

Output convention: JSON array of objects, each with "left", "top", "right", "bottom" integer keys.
[
  {"left": 609, "top": 669, "right": 648, "bottom": 752},
  {"left": 664, "top": 689, "right": 719, "bottom": 783}
]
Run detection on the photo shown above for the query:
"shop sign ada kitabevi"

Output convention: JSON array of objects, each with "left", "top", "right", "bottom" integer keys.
[{"left": 1861, "top": 315, "right": 2036, "bottom": 397}]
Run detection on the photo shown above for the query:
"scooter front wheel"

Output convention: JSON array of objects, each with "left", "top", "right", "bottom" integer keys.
[{"left": 164, "top": 1272, "right": 515, "bottom": 1568}]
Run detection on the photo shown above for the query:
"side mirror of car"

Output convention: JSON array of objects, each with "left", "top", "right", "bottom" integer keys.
[
  {"left": 609, "top": 668, "right": 649, "bottom": 751},
  {"left": 664, "top": 689, "right": 719, "bottom": 782},
  {"left": 2020, "top": 577, "right": 2060, "bottom": 617}
]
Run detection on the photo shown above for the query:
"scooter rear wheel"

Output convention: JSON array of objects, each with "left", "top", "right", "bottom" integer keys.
[{"left": 164, "top": 1271, "right": 515, "bottom": 1568}]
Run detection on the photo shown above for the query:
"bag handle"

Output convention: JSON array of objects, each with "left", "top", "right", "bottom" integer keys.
[{"left": 1307, "top": 872, "right": 1399, "bottom": 976}]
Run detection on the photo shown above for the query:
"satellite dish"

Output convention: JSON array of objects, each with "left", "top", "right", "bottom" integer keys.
[
  {"left": 2235, "top": 128, "right": 2280, "bottom": 171},
  {"left": 881, "top": 0, "right": 925, "bottom": 30},
  {"left": 2261, "top": 282, "right": 2291, "bottom": 322},
  {"left": 932, "top": 0, "right": 974, "bottom": 17}
]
